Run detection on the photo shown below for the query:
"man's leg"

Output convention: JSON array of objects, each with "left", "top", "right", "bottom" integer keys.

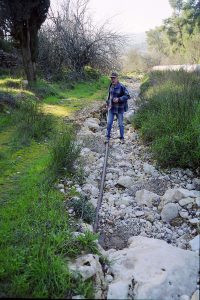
[
  {"left": 106, "top": 110, "right": 115, "bottom": 139},
  {"left": 117, "top": 113, "right": 124, "bottom": 140}
]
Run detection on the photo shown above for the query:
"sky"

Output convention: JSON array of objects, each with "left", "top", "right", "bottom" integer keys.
[{"left": 50, "top": 0, "right": 173, "bottom": 34}]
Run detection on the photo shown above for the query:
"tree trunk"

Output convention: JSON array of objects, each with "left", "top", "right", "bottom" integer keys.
[{"left": 21, "top": 20, "right": 36, "bottom": 84}]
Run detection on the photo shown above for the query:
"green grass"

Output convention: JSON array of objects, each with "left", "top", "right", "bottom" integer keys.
[
  {"left": 0, "top": 76, "right": 35, "bottom": 98},
  {"left": 0, "top": 75, "right": 109, "bottom": 115},
  {"left": 133, "top": 70, "right": 200, "bottom": 169},
  {"left": 43, "top": 76, "right": 109, "bottom": 112},
  {"left": 0, "top": 137, "right": 98, "bottom": 298},
  {"left": 0, "top": 74, "right": 107, "bottom": 298}
]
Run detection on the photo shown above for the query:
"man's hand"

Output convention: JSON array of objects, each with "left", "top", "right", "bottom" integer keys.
[{"left": 113, "top": 97, "right": 119, "bottom": 103}]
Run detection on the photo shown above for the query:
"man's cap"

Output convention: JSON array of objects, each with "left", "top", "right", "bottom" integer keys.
[{"left": 110, "top": 72, "right": 118, "bottom": 78}]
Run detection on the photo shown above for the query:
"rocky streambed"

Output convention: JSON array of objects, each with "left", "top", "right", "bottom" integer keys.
[{"left": 58, "top": 78, "right": 199, "bottom": 299}]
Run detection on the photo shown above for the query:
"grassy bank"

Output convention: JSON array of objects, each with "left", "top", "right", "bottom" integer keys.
[
  {"left": 0, "top": 75, "right": 108, "bottom": 298},
  {"left": 133, "top": 70, "right": 200, "bottom": 169}
]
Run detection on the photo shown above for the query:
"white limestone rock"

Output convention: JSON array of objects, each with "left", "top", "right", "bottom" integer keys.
[
  {"left": 186, "top": 183, "right": 195, "bottom": 190},
  {"left": 189, "top": 218, "right": 199, "bottom": 225},
  {"left": 179, "top": 210, "right": 189, "bottom": 219},
  {"left": 84, "top": 118, "right": 100, "bottom": 132},
  {"left": 69, "top": 254, "right": 102, "bottom": 280},
  {"left": 193, "top": 178, "right": 200, "bottom": 190},
  {"left": 115, "top": 195, "right": 132, "bottom": 206},
  {"left": 82, "top": 184, "right": 99, "bottom": 197},
  {"left": 143, "top": 162, "right": 159, "bottom": 177},
  {"left": 135, "top": 211, "right": 145, "bottom": 217},
  {"left": 180, "top": 295, "right": 190, "bottom": 300},
  {"left": 189, "top": 235, "right": 200, "bottom": 251},
  {"left": 69, "top": 254, "right": 105, "bottom": 299},
  {"left": 191, "top": 289, "right": 200, "bottom": 300},
  {"left": 161, "top": 203, "right": 178, "bottom": 223},
  {"left": 117, "top": 176, "right": 133, "bottom": 189},
  {"left": 107, "top": 281, "right": 129, "bottom": 299},
  {"left": 159, "top": 188, "right": 197, "bottom": 210},
  {"left": 135, "top": 189, "right": 160, "bottom": 208},
  {"left": 195, "top": 197, "right": 200, "bottom": 207},
  {"left": 105, "top": 274, "right": 114, "bottom": 283},
  {"left": 72, "top": 295, "right": 85, "bottom": 299},
  {"left": 57, "top": 183, "right": 64, "bottom": 189},
  {"left": 80, "top": 147, "right": 91, "bottom": 156},
  {"left": 179, "top": 197, "right": 194, "bottom": 207},
  {"left": 106, "top": 236, "right": 199, "bottom": 300}
]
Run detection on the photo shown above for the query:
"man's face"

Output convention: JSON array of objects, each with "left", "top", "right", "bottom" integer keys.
[{"left": 111, "top": 76, "right": 118, "bottom": 85}]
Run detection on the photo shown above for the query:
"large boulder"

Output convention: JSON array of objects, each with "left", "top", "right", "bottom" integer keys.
[
  {"left": 68, "top": 254, "right": 106, "bottom": 299},
  {"left": 106, "top": 236, "right": 199, "bottom": 300}
]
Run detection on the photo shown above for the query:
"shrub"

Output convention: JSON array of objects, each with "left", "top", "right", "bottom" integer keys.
[
  {"left": 12, "top": 100, "right": 55, "bottom": 146},
  {"left": 64, "top": 230, "right": 99, "bottom": 258},
  {"left": 29, "top": 79, "right": 59, "bottom": 99},
  {"left": 49, "top": 124, "right": 81, "bottom": 177},
  {"left": 67, "top": 196, "right": 96, "bottom": 224},
  {"left": 0, "top": 39, "right": 13, "bottom": 52},
  {"left": 133, "top": 70, "right": 200, "bottom": 169}
]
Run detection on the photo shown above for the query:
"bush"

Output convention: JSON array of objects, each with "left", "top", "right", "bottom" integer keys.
[
  {"left": 83, "top": 66, "right": 101, "bottom": 80},
  {"left": 12, "top": 100, "right": 55, "bottom": 146},
  {"left": 133, "top": 70, "right": 200, "bottom": 169},
  {"left": 64, "top": 230, "right": 99, "bottom": 258},
  {"left": 49, "top": 124, "right": 81, "bottom": 177},
  {"left": 0, "top": 39, "right": 13, "bottom": 52},
  {"left": 29, "top": 79, "right": 59, "bottom": 99},
  {"left": 67, "top": 196, "right": 96, "bottom": 224}
]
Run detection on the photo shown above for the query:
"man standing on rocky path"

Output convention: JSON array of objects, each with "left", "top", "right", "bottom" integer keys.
[{"left": 105, "top": 72, "right": 130, "bottom": 143}]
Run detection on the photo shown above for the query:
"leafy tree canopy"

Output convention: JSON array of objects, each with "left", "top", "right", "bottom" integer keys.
[
  {"left": 146, "top": 0, "right": 200, "bottom": 63},
  {"left": 0, "top": 0, "right": 50, "bottom": 82}
]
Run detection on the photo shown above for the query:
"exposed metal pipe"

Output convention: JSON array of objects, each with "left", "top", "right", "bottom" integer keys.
[{"left": 93, "top": 140, "right": 109, "bottom": 232}]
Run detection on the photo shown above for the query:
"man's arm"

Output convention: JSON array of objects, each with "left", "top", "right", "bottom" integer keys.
[
  {"left": 106, "top": 83, "right": 112, "bottom": 107},
  {"left": 118, "top": 85, "right": 130, "bottom": 103}
]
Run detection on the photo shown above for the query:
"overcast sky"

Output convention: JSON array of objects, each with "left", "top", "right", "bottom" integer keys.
[{"left": 50, "top": 0, "right": 173, "bottom": 34}]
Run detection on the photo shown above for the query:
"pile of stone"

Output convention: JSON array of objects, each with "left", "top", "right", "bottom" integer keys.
[{"left": 57, "top": 79, "right": 199, "bottom": 299}]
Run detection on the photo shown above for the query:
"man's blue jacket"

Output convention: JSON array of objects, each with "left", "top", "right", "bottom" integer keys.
[{"left": 106, "top": 82, "right": 130, "bottom": 113}]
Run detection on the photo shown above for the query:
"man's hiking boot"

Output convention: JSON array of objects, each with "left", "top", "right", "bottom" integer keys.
[{"left": 120, "top": 138, "right": 125, "bottom": 144}]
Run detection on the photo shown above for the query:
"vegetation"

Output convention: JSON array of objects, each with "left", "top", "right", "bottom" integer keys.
[
  {"left": 49, "top": 124, "right": 81, "bottom": 177},
  {"left": 133, "top": 70, "right": 200, "bottom": 169},
  {"left": 146, "top": 0, "right": 200, "bottom": 64},
  {"left": 0, "top": 74, "right": 107, "bottom": 298},
  {"left": 0, "top": 0, "right": 50, "bottom": 83},
  {"left": 12, "top": 100, "right": 55, "bottom": 146},
  {"left": 123, "top": 0, "right": 200, "bottom": 73},
  {"left": 38, "top": 0, "right": 125, "bottom": 79},
  {"left": 0, "top": 0, "right": 123, "bottom": 82},
  {"left": 1, "top": 1, "right": 199, "bottom": 298},
  {"left": 67, "top": 196, "right": 96, "bottom": 224}
]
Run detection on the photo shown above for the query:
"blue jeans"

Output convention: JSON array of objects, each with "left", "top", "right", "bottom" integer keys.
[{"left": 106, "top": 110, "right": 124, "bottom": 139}]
